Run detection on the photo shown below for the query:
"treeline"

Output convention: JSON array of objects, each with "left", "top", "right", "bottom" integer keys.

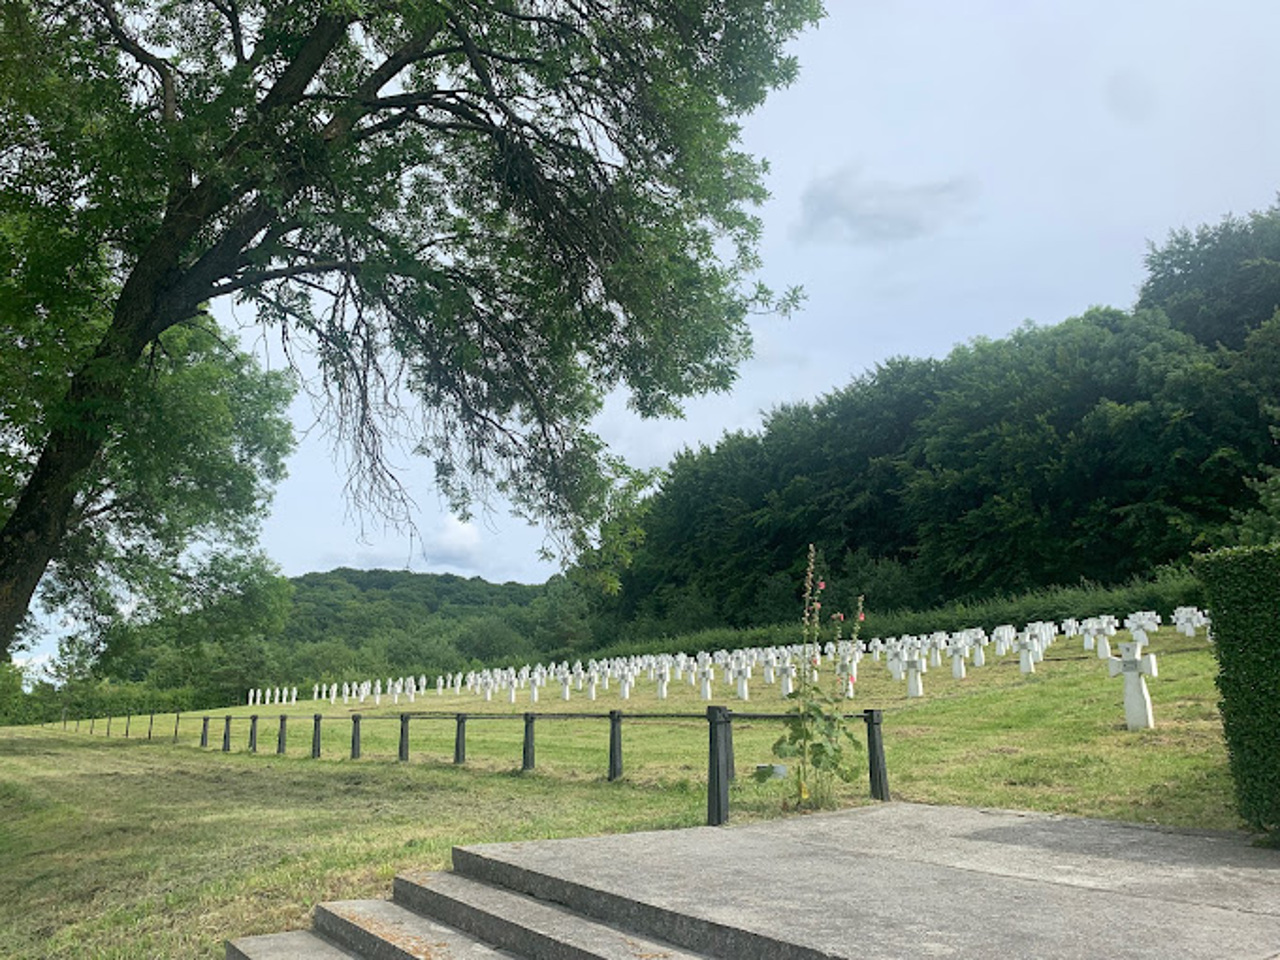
[
  {"left": 8, "top": 203, "right": 1280, "bottom": 722},
  {"left": 5, "top": 568, "right": 593, "bottom": 722},
  {"left": 578, "top": 202, "right": 1280, "bottom": 641},
  {"left": 4, "top": 561, "right": 1208, "bottom": 726}
]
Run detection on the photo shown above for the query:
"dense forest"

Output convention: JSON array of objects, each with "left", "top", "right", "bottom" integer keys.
[
  {"left": 6, "top": 202, "right": 1280, "bottom": 720},
  {"left": 580, "top": 202, "right": 1280, "bottom": 639}
]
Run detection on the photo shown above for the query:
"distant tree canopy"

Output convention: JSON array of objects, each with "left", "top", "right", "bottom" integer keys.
[
  {"left": 71, "top": 566, "right": 581, "bottom": 708},
  {"left": 0, "top": 0, "right": 819, "bottom": 660},
  {"left": 583, "top": 203, "right": 1280, "bottom": 640}
]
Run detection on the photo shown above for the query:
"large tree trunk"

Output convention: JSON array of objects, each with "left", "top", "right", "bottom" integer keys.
[
  {"left": 0, "top": 300, "right": 162, "bottom": 659},
  {"left": 0, "top": 196, "right": 207, "bottom": 658},
  {"left": 0, "top": 14, "right": 357, "bottom": 660}
]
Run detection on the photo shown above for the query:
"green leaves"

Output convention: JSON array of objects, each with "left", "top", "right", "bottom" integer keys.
[
  {"left": 1195, "top": 545, "right": 1280, "bottom": 833},
  {"left": 1, "top": 0, "right": 823, "bottom": 655},
  {"left": 773, "top": 689, "right": 864, "bottom": 806},
  {"left": 594, "top": 275, "right": 1280, "bottom": 630},
  {"left": 9, "top": 318, "right": 296, "bottom": 659},
  {"left": 1140, "top": 202, "right": 1280, "bottom": 350},
  {"left": 770, "top": 546, "right": 863, "bottom": 809}
]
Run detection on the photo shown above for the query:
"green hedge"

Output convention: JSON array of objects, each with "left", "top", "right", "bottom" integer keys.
[
  {"left": 861, "top": 566, "right": 1203, "bottom": 638},
  {"left": 586, "top": 569, "right": 1206, "bottom": 662},
  {"left": 1195, "top": 544, "right": 1280, "bottom": 833},
  {"left": 1, "top": 681, "right": 208, "bottom": 728}
]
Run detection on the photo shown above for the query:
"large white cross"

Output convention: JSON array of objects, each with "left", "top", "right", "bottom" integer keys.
[{"left": 1108, "top": 640, "right": 1158, "bottom": 730}]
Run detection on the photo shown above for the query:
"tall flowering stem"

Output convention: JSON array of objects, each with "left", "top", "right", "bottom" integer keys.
[{"left": 770, "top": 544, "right": 863, "bottom": 809}]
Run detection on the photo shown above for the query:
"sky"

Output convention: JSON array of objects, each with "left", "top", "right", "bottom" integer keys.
[
  {"left": 16, "top": 0, "right": 1280, "bottom": 671},
  {"left": 258, "top": 0, "right": 1280, "bottom": 585}
]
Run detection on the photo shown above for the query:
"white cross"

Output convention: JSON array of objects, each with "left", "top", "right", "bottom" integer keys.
[{"left": 1108, "top": 640, "right": 1158, "bottom": 730}]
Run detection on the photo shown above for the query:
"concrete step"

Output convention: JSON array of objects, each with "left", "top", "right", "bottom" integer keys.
[
  {"left": 394, "top": 869, "right": 715, "bottom": 960},
  {"left": 314, "top": 899, "right": 523, "bottom": 959},
  {"left": 447, "top": 845, "right": 831, "bottom": 960},
  {"left": 225, "top": 928, "right": 362, "bottom": 960}
]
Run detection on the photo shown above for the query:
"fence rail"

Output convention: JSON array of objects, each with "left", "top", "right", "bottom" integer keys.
[{"left": 53, "top": 706, "right": 890, "bottom": 825}]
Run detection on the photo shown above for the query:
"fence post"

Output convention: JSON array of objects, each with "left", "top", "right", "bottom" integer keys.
[
  {"left": 398, "top": 714, "right": 410, "bottom": 762},
  {"left": 106, "top": 715, "right": 112, "bottom": 737},
  {"left": 707, "top": 706, "right": 732, "bottom": 826},
  {"left": 522, "top": 713, "right": 536, "bottom": 771},
  {"left": 249, "top": 715, "right": 259, "bottom": 753},
  {"left": 76, "top": 716, "right": 81, "bottom": 732},
  {"left": 726, "top": 712, "right": 735, "bottom": 781},
  {"left": 350, "top": 714, "right": 361, "bottom": 759},
  {"left": 278, "top": 714, "right": 288, "bottom": 755},
  {"left": 222, "top": 716, "right": 232, "bottom": 752},
  {"left": 173, "top": 712, "right": 181, "bottom": 743},
  {"left": 863, "top": 709, "right": 890, "bottom": 801},
  {"left": 454, "top": 713, "right": 467, "bottom": 764},
  {"left": 607, "top": 710, "right": 623, "bottom": 781},
  {"left": 125, "top": 713, "right": 132, "bottom": 738},
  {"left": 61, "top": 708, "right": 67, "bottom": 730},
  {"left": 90, "top": 716, "right": 95, "bottom": 735},
  {"left": 312, "top": 714, "right": 322, "bottom": 758},
  {"left": 200, "top": 716, "right": 209, "bottom": 748},
  {"left": 147, "top": 712, "right": 155, "bottom": 740}
]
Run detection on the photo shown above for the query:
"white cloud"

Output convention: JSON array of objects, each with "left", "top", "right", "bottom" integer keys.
[
  {"left": 420, "top": 515, "right": 485, "bottom": 571},
  {"left": 794, "top": 165, "right": 979, "bottom": 247}
]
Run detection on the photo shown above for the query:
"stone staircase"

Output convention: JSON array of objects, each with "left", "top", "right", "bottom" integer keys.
[{"left": 226, "top": 841, "right": 793, "bottom": 960}]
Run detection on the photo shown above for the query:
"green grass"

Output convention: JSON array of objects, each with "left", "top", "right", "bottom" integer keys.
[{"left": 0, "top": 628, "right": 1243, "bottom": 959}]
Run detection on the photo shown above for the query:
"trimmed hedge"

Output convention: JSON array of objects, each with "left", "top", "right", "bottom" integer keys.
[
  {"left": 1194, "top": 544, "right": 1280, "bottom": 833},
  {"left": 859, "top": 566, "right": 1203, "bottom": 639},
  {"left": 587, "top": 568, "right": 1206, "bottom": 662}
]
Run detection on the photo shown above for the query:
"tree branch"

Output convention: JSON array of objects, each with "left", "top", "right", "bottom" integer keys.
[
  {"left": 257, "top": 12, "right": 352, "bottom": 114},
  {"left": 208, "top": 259, "right": 361, "bottom": 298},
  {"left": 206, "top": 0, "right": 247, "bottom": 63},
  {"left": 320, "top": 24, "right": 448, "bottom": 143},
  {"left": 91, "top": 0, "right": 177, "bottom": 122}
]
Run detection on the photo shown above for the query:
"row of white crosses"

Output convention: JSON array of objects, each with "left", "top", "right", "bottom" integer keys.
[
  {"left": 288, "top": 606, "right": 1210, "bottom": 733},
  {"left": 247, "top": 686, "right": 298, "bottom": 706},
  {"left": 309, "top": 676, "right": 433, "bottom": 707}
]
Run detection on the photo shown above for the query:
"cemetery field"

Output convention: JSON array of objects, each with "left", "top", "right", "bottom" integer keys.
[{"left": 0, "top": 628, "right": 1242, "bottom": 959}]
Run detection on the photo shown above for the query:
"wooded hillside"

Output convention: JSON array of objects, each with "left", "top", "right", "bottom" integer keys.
[{"left": 579, "top": 203, "right": 1280, "bottom": 640}]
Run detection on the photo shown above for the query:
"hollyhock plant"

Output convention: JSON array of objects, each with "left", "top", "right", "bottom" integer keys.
[{"left": 769, "top": 544, "right": 863, "bottom": 809}]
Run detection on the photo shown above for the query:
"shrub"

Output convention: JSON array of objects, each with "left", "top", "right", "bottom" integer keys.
[
  {"left": 1194, "top": 544, "right": 1280, "bottom": 833},
  {"left": 862, "top": 566, "right": 1203, "bottom": 638}
]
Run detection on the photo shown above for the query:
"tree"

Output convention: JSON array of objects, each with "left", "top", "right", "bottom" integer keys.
[
  {"left": 0, "top": 0, "right": 818, "bottom": 659},
  {"left": 0, "top": 277, "right": 295, "bottom": 659},
  {"left": 594, "top": 300, "right": 1280, "bottom": 630},
  {"left": 1139, "top": 200, "right": 1280, "bottom": 350},
  {"left": 25, "top": 325, "right": 295, "bottom": 657},
  {"left": 1231, "top": 404, "right": 1280, "bottom": 547},
  {"left": 75, "top": 550, "right": 294, "bottom": 688}
]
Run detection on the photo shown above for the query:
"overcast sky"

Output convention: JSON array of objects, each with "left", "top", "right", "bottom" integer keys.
[
  {"left": 20, "top": 2, "right": 1280, "bottom": 671},
  {"left": 251, "top": 0, "right": 1280, "bottom": 588}
]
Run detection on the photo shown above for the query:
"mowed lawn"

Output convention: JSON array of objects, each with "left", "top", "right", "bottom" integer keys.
[{"left": 0, "top": 628, "right": 1244, "bottom": 959}]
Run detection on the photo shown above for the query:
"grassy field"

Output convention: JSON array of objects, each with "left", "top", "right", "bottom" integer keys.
[{"left": 0, "top": 628, "right": 1242, "bottom": 959}]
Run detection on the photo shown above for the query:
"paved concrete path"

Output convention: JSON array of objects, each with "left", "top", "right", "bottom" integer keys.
[{"left": 457, "top": 802, "right": 1280, "bottom": 959}]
